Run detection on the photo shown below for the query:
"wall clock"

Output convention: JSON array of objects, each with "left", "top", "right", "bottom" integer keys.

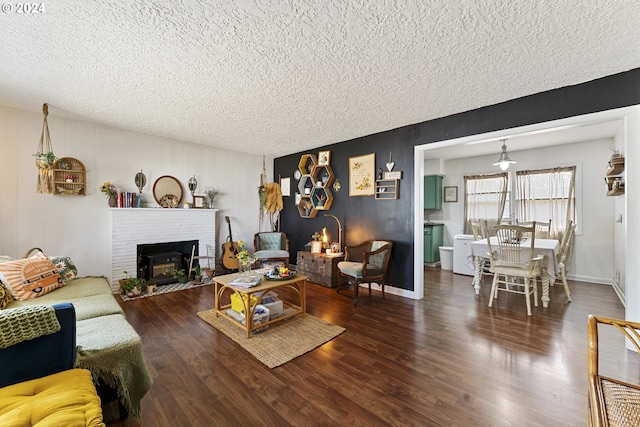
[{"left": 294, "top": 170, "right": 302, "bottom": 180}]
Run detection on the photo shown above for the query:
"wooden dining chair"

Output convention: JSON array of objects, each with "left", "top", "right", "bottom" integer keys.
[
  {"left": 486, "top": 222, "right": 543, "bottom": 316},
  {"left": 519, "top": 220, "right": 552, "bottom": 239},
  {"left": 554, "top": 220, "right": 576, "bottom": 302},
  {"left": 588, "top": 315, "right": 640, "bottom": 426},
  {"left": 471, "top": 220, "right": 492, "bottom": 280}
]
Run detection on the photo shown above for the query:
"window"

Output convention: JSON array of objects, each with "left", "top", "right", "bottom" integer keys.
[
  {"left": 463, "top": 173, "right": 508, "bottom": 234},
  {"left": 515, "top": 166, "right": 576, "bottom": 238}
]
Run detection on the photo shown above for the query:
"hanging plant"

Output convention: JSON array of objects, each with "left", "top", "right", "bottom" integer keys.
[
  {"left": 35, "top": 103, "right": 56, "bottom": 194},
  {"left": 258, "top": 185, "right": 267, "bottom": 218}
]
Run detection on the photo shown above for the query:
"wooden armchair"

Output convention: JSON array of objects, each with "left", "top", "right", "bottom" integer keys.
[
  {"left": 337, "top": 240, "right": 392, "bottom": 306},
  {"left": 588, "top": 315, "right": 640, "bottom": 426}
]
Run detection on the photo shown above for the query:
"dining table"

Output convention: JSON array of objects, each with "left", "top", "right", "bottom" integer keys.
[{"left": 470, "top": 237, "right": 560, "bottom": 308}]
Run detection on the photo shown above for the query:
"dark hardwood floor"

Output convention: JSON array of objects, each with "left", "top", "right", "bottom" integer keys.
[{"left": 104, "top": 268, "right": 632, "bottom": 426}]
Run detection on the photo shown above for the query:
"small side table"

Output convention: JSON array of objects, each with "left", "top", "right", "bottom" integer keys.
[{"left": 296, "top": 251, "right": 344, "bottom": 288}]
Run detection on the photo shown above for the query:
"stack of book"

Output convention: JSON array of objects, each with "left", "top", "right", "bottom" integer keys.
[
  {"left": 228, "top": 275, "right": 263, "bottom": 288},
  {"left": 116, "top": 191, "right": 141, "bottom": 208}
]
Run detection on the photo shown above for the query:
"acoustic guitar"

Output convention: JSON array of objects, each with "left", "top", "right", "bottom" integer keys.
[{"left": 221, "top": 216, "right": 240, "bottom": 270}]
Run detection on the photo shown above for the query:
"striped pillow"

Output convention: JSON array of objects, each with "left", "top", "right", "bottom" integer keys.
[{"left": 0, "top": 252, "right": 65, "bottom": 300}]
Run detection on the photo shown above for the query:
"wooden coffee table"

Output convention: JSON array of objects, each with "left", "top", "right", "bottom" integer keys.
[{"left": 213, "top": 272, "right": 307, "bottom": 338}]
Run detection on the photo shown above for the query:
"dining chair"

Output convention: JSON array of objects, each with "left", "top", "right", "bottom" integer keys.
[
  {"left": 554, "top": 220, "right": 576, "bottom": 302},
  {"left": 587, "top": 315, "right": 640, "bottom": 426},
  {"left": 470, "top": 220, "right": 487, "bottom": 240},
  {"left": 519, "top": 220, "right": 552, "bottom": 239},
  {"left": 253, "top": 231, "right": 290, "bottom": 267},
  {"left": 486, "top": 222, "right": 543, "bottom": 316},
  {"left": 471, "top": 220, "right": 492, "bottom": 280},
  {"left": 337, "top": 240, "right": 392, "bottom": 306}
]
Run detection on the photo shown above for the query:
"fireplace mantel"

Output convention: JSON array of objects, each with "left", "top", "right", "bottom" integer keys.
[{"left": 110, "top": 208, "right": 217, "bottom": 289}]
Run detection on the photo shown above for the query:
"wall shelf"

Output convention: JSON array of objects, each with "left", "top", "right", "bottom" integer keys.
[
  {"left": 605, "top": 157, "right": 624, "bottom": 196},
  {"left": 375, "top": 179, "right": 399, "bottom": 200},
  {"left": 54, "top": 157, "right": 86, "bottom": 196}
]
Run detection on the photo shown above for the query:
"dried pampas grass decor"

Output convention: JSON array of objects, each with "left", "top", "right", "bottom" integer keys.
[{"left": 35, "top": 103, "right": 56, "bottom": 194}]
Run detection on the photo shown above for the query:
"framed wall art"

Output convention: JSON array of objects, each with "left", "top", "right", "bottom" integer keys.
[
  {"left": 444, "top": 186, "right": 458, "bottom": 202},
  {"left": 349, "top": 153, "right": 375, "bottom": 196},
  {"left": 280, "top": 177, "right": 291, "bottom": 196},
  {"left": 193, "top": 196, "right": 205, "bottom": 208},
  {"left": 318, "top": 150, "right": 331, "bottom": 166},
  {"left": 310, "top": 241, "right": 322, "bottom": 254}
]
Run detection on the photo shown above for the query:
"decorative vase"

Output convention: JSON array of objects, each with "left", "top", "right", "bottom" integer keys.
[
  {"left": 239, "top": 259, "right": 255, "bottom": 276},
  {"left": 108, "top": 195, "right": 117, "bottom": 207}
]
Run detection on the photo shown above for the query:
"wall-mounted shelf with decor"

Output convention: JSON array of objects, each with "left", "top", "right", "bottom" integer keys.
[
  {"left": 605, "top": 156, "right": 624, "bottom": 196},
  {"left": 312, "top": 164, "right": 334, "bottom": 188},
  {"left": 297, "top": 196, "right": 316, "bottom": 218},
  {"left": 53, "top": 157, "right": 86, "bottom": 196},
  {"left": 311, "top": 186, "right": 333, "bottom": 210},
  {"left": 298, "top": 154, "right": 317, "bottom": 176},
  {"left": 375, "top": 179, "right": 399, "bottom": 200}
]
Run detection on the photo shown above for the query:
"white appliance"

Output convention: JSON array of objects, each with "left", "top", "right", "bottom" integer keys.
[{"left": 453, "top": 234, "right": 475, "bottom": 276}]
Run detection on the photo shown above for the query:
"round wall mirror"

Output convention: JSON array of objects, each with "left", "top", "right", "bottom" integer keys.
[{"left": 153, "top": 175, "right": 183, "bottom": 208}]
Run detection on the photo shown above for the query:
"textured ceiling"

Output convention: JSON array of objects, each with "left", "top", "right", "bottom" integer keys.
[{"left": 1, "top": 1, "right": 639, "bottom": 156}]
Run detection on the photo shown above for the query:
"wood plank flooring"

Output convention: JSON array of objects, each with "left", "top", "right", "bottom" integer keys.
[{"left": 105, "top": 268, "right": 633, "bottom": 426}]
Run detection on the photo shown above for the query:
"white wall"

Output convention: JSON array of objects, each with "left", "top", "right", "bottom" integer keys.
[
  {"left": 425, "top": 138, "right": 614, "bottom": 284},
  {"left": 0, "top": 106, "right": 272, "bottom": 282}
]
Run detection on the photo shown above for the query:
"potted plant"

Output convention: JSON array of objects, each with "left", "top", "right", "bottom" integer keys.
[
  {"left": 193, "top": 264, "right": 203, "bottom": 283},
  {"left": 35, "top": 151, "right": 57, "bottom": 169},
  {"left": 119, "top": 271, "right": 148, "bottom": 297},
  {"left": 170, "top": 268, "right": 188, "bottom": 284}
]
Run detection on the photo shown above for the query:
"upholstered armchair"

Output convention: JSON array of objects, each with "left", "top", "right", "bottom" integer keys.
[
  {"left": 337, "top": 240, "right": 392, "bottom": 306},
  {"left": 253, "top": 232, "right": 290, "bottom": 266}
]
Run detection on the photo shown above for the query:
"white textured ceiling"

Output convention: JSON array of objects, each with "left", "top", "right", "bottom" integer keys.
[{"left": 1, "top": 1, "right": 639, "bottom": 157}]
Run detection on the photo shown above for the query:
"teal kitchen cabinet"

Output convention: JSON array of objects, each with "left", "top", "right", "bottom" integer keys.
[
  {"left": 424, "top": 175, "right": 443, "bottom": 209},
  {"left": 424, "top": 224, "right": 444, "bottom": 263}
]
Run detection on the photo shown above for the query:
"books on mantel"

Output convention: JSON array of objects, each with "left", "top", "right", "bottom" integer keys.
[
  {"left": 116, "top": 191, "right": 141, "bottom": 208},
  {"left": 228, "top": 275, "right": 263, "bottom": 288}
]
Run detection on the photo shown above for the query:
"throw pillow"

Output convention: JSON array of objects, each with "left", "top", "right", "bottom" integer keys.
[
  {"left": 0, "top": 252, "right": 65, "bottom": 300},
  {"left": 0, "top": 284, "right": 14, "bottom": 309},
  {"left": 49, "top": 255, "right": 78, "bottom": 281}
]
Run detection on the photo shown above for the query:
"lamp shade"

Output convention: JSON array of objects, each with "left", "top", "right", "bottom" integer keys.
[{"left": 492, "top": 140, "right": 516, "bottom": 171}]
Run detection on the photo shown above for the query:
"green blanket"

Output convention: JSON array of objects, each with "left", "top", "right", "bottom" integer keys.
[
  {"left": 0, "top": 305, "right": 60, "bottom": 349},
  {"left": 75, "top": 314, "right": 153, "bottom": 418}
]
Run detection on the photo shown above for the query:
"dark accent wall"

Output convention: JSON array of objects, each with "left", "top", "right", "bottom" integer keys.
[{"left": 275, "top": 68, "right": 640, "bottom": 292}]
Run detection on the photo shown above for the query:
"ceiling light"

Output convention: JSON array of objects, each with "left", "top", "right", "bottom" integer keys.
[{"left": 493, "top": 139, "right": 517, "bottom": 171}]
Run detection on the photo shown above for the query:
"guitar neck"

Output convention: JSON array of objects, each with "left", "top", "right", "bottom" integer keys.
[{"left": 225, "top": 216, "right": 234, "bottom": 243}]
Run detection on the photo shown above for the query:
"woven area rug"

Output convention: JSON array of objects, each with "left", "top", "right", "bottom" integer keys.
[
  {"left": 197, "top": 309, "right": 345, "bottom": 368},
  {"left": 119, "top": 281, "right": 211, "bottom": 301}
]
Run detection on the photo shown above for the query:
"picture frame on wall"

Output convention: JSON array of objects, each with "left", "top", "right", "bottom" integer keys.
[
  {"left": 318, "top": 150, "right": 331, "bottom": 166},
  {"left": 193, "top": 196, "right": 205, "bottom": 208},
  {"left": 310, "top": 241, "right": 322, "bottom": 254},
  {"left": 444, "top": 186, "right": 458, "bottom": 202},
  {"left": 58, "top": 160, "right": 72, "bottom": 170},
  {"left": 280, "top": 177, "right": 291, "bottom": 196},
  {"left": 349, "top": 153, "right": 375, "bottom": 196}
]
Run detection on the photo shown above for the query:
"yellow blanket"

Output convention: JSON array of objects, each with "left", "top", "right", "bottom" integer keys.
[{"left": 263, "top": 182, "right": 283, "bottom": 213}]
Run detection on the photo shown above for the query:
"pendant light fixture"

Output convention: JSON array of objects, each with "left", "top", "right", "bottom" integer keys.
[{"left": 493, "top": 139, "right": 516, "bottom": 171}]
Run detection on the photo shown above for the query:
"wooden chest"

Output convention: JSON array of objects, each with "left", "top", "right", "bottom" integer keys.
[{"left": 296, "top": 251, "right": 344, "bottom": 288}]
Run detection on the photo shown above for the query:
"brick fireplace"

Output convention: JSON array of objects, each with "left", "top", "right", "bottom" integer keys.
[{"left": 110, "top": 208, "right": 217, "bottom": 289}]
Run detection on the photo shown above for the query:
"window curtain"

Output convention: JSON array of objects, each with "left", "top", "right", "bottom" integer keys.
[
  {"left": 515, "top": 166, "right": 575, "bottom": 239},
  {"left": 463, "top": 173, "right": 508, "bottom": 234}
]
